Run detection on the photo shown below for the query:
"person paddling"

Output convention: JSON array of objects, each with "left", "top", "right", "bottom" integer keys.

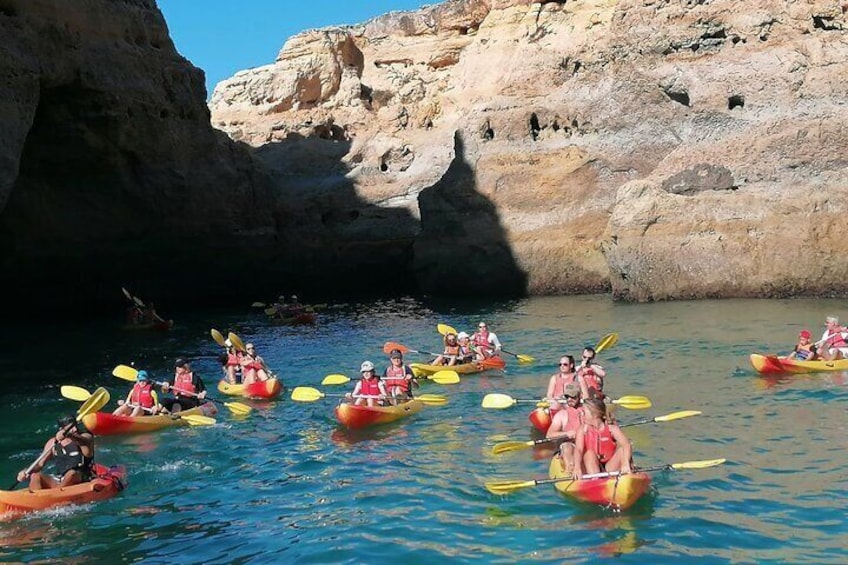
[
  {"left": 544, "top": 355, "right": 585, "bottom": 413},
  {"left": 545, "top": 383, "right": 586, "bottom": 473},
  {"left": 576, "top": 346, "right": 607, "bottom": 400},
  {"left": 383, "top": 349, "right": 418, "bottom": 404},
  {"left": 16, "top": 417, "right": 94, "bottom": 491},
  {"left": 347, "top": 361, "right": 387, "bottom": 407},
  {"left": 816, "top": 316, "right": 848, "bottom": 361},
  {"left": 471, "top": 322, "right": 502, "bottom": 360},
  {"left": 433, "top": 332, "right": 461, "bottom": 366},
  {"left": 161, "top": 358, "right": 207, "bottom": 413},
  {"left": 240, "top": 342, "right": 271, "bottom": 385},
  {"left": 112, "top": 370, "right": 161, "bottom": 417},
  {"left": 573, "top": 398, "right": 633, "bottom": 479}
]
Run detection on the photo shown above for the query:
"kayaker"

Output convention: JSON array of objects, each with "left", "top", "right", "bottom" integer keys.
[
  {"left": 471, "top": 322, "right": 502, "bottom": 360},
  {"left": 221, "top": 339, "right": 242, "bottom": 384},
  {"left": 456, "top": 332, "right": 475, "bottom": 364},
  {"left": 816, "top": 316, "right": 848, "bottom": 360},
  {"left": 573, "top": 397, "right": 633, "bottom": 479},
  {"left": 16, "top": 417, "right": 95, "bottom": 490},
  {"left": 142, "top": 301, "right": 159, "bottom": 324},
  {"left": 383, "top": 349, "right": 418, "bottom": 404},
  {"left": 113, "top": 370, "right": 162, "bottom": 417},
  {"left": 545, "top": 355, "right": 585, "bottom": 412},
  {"left": 433, "top": 333, "right": 462, "bottom": 366},
  {"left": 241, "top": 342, "right": 271, "bottom": 385},
  {"left": 784, "top": 329, "right": 817, "bottom": 361},
  {"left": 546, "top": 383, "right": 585, "bottom": 472},
  {"left": 161, "top": 358, "right": 207, "bottom": 413},
  {"left": 348, "top": 361, "right": 387, "bottom": 407},
  {"left": 576, "top": 346, "right": 607, "bottom": 399}
]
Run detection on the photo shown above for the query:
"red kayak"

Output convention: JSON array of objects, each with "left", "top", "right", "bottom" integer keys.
[
  {"left": 217, "top": 378, "right": 283, "bottom": 399},
  {"left": 335, "top": 399, "right": 423, "bottom": 429},
  {"left": 528, "top": 407, "right": 552, "bottom": 434},
  {"left": 82, "top": 403, "right": 218, "bottom": 436},
  {"left": 548, "top": 457, "right": 650, "bottom": 510},
  {"left": 0, "top": 464, "right": 127, "bottom": 521}
]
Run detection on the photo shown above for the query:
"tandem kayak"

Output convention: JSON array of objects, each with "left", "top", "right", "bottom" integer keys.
[
  {"left": 270, "top": 311, "right": 316, "bottom": 325},
  {"left": 0, "top": 464, "right": 126, "bottom": 521},
  {"left": 120, "top": 319, "right": 174, "bottom": 332},
  {"left": 410, "top": 356, "right": 506, "bottom": 377},
  {"left": 81, "top": 402, "right": 218, "bottom": 436},
  {"left": 750, "top": 353, "right": 848, "bottom": 374},
  {"left": 217, "top": 378, "right": 283, "bottom": 399},
  {"left": 548, "top": 457, "right": 650, "bottom": 510},
  {"left": 335, "top": 399, "right": 424, "bottom": 429}
]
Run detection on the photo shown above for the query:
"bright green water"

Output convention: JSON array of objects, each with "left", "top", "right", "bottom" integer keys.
[{"left": 1, "top": 296, "right": 847, "bottom": 564}]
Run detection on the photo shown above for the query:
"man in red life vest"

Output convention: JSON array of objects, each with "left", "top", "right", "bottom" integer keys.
[
  {"left": 470, "top": 321, "right": 502, "bottom": 360},
  {"left": 816, "top": 316, "right": 848, "bottom": 360},
  {"left": 113, "top": 370, "right": 161, "bottom": 416},
  {"left": 576, "top": 346, "right": 607, "bottom": 400},
  {"left": 161, "top": 358, "right": 207, "bottom": 413},
  {"left": 383, "top": 349, "right": 418, "bottom": 405}
]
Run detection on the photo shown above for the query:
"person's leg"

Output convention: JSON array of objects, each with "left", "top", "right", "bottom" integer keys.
[{"left": 583, "top": 451, "right": 602, "bottom": 474}]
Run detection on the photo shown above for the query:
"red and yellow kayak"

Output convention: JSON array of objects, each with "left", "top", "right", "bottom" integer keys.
[
  {"left": 0, "top": 464, "right": 126, "bottom": 521},
  {"left": 529, "top": 407, "right": 552, "bottom": 434},
  {"left": 548, "top": 457, "right": 650, "bottom": 510},
  {"left": 335, "top": 399, "right": 423, "bottom": 429},
  {"left": 411, "top": 356, "right": 506, "bottom": 377},
  {"left": 81, "top": 403, "right": 218, "bottom": 436},
  {"left": 217, "top": 378, "right": 283, "bottom": 399},
  {"left": 750, "top": 353, "right": 848, "bottom": 374}
]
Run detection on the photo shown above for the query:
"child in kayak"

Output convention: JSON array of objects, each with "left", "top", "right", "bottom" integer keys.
[
  {"left": 112, "top": 370, "right": 162, "bottom": 417},
  {"left": 784, "top": 329, "right": 817, "bottom": 361},
  {"left": 347, "top": 361, "right": 387, "bottom": 407}
]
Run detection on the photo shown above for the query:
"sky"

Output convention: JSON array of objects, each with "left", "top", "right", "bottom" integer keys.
[{"left": 157, "top": 1, "right": 432, "bottom": 98}]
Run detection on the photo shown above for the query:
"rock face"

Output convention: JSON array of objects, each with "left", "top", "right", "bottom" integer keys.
[
  {"left": 211, "top": 0, "right": 848, "bottom": 300},
  {"left": 0, "top": 0, "right": 275, "bottom": 314}
]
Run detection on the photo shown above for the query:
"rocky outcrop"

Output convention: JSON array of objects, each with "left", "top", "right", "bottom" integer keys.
[
  {"left": 0, "top": 0, "right": 276, "bottom": 314},
  {"left": 211, "top": 0, "right": 848, "bottom": 300}
]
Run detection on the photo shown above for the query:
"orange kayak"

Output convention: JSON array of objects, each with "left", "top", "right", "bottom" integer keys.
[
  {"left": 217, "top": 378, "right": 283, "bottom": 399},
  {"left": 0, "top": 464, "right": 127, "bottom": 521},
  {"left": 81, "top": 402, "right": 218, "bottom": 436},
  {"left": 335, "top": 399, "right": 423, "bottom": 429},
  {"left": 529, "top": 407, "right": 552, "bottom": 434},
  {"left": 548, "top": 457, "right": 650, "bottom": 510}
]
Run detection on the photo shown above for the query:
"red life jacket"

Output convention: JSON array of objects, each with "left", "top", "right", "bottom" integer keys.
[
  {"left": 383, "top": 365, "right": 409, "bottom": 392},
  {"left": 359, "top": 376, "right": 382, "bottom": 396},
  {"left": 130, "top": 382, "right": 155, "bottom": 408},
  {"left": 243, "top": 355, "right": 263, "bottom": 371},
  {"left": 583, "top": 422, "right": 617, "bottom": 464},
  {"left": 444, "top": 344, "right": 460, "bottom": 356},
  {"left": 227, "top": 352, "right": 240, "bottom": 367},
  {"left": 174, "top": 371, "right": 196, "bottom": 395},
  {"left": 473, "top": 331, "right": 491, "bottom": 350},
  {"left": 824, "top": 327, "right": 847, "bottom": 349},
  {"left": 580, "top": 366, "right": 603, "bottom": 395},
  {"left": 794, "top": 343, "right": 815, "bottom": 360}
]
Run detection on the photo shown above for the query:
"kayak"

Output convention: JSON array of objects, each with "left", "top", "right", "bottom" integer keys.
[
  {"left": 0, "top": 464, "right": 127, "bottom": 521},
  {"left": 548, "top": 457, "right": 650, "bottom": 510},
  {"left": 81, "top": 402, "right": 218, "bottom": 435},
  {"left": 750, "top": 353, "right": 848, "bottom": 374},
  {"left": 335, "top": 399, "right": 424, "bottom": 429},
  {"left": 217, "top": 378, "right": 283, "bottom": 399},
  {"left": 269, "top": 311, "right": 316, "bottom": 325},
  {"left": 529, "top": 407, "right": 552, "bottom": 434},
  {"left": 411, "top": 356, "right": 506, "bottom": 377},
  {"left": 120, "top": 319, "right": 173, "bottom": 332}
]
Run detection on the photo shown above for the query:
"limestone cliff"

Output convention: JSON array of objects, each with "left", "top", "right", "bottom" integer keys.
[{"left": 211, "top": 0, "right": 848, "bottom": 300}]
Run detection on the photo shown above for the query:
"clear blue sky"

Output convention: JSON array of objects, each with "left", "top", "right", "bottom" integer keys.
[{"left": 158, "top": 1, "right": 431, "bottom": 97}]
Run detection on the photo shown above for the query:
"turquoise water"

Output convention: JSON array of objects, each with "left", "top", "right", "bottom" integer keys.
[{"left": 1, "top": 296, "right": 847, "bottom": 563}]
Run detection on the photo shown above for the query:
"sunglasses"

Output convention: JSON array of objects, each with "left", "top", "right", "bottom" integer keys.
[
  {"left": 560, "top": 362, "right": 571, "bottom": 366},
  {"left": 564, "top": 394, "right": 579, "bottom": 399}
]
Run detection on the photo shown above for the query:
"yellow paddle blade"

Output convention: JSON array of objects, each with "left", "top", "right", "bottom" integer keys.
[
  {"left": 228, "top": 332, "right": 247, "bottom": 352},
  {"left": 78, "top": 387, "right": 110, "bottom": 418},
  {"left": 655, "top": 410, "right": 702, "bottom": 422},
  {"left": 211, "top": 329, "right": 227, "bottom": 347},
  {"left": 481, "top": 393, "right": 517, "bottom": 409},
  {"left": 595, "top": 332, "right": 619, "bottom": 353},
  {"left": 61, "top": 385, "right": 91, "bottom": 402},
  {"left": 224, "top": 402, "right": 252, "bottom": 415},
  {"left": 437, "top": 323, "right": 457, "bottom": 336},
  {"left": 321, "top": 374, "right": 350, "bottom": 385},
  {"left": 112, "top": 364, "right": 138, "bottom": 381},
  {"left": 182, "top": 415, "right": 216, "bottom": 426},
  {"left": 291, "top": 386, "right": 325, "bottom": 402},
  {"left": 536, "top": 401, "right": 549, "bottom": 408},
  {"left": 251, "top": 302, "right": 265, "bottom": 308},
  {"left": 264, "top": 307, "right": 277, "bottom": 316},
  {"left": 670, "top": 458, "right": 726, "bottom": 470},
  {"left": 491, "top": 440, "right": 535, "bottom": 455},
  {"left": 418, "top": 394, "right": 448, "bottom": 405},
  {"left": 611, "top": 396, "right": 652, "bottom": 410},
  {"left": 429, "top": 370, "right": 460, "bottom": 385},
  {"left": 484, "top": 479, "right": 538, "bottom": 495},
  {"left": 517, "top": 354, "right": 535, "bottom": 364}
]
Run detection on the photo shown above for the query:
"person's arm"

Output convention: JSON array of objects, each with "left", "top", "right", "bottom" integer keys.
[
  {"left": 590, "top": 364, "right": 606, "bottom": 378},
  {"left": 350, "top": 381, "right": 362, "bottom": 397},
  {"left": 577, "top": 374, "right": 590, "bottom": 401},
  {"left": 195, "top": 374, "right": 207, "bottom": 398},
  {"left": 489, "top": 332, "right": 502, "bottom": 350},
  {"left": 546, "top": 411, "right": 573, "bottom": 440},
  {"left": 68, "top": 430, "right": 95, "bottom": 457},
  {"left": 573, "top": 427, "right": 586, "bottom": 478},
  {"left": 610, "top": 425, "right": 632, "bottom": 473},
  {"left": 378, "top": 381, "right": 388, "bottom": 397}
]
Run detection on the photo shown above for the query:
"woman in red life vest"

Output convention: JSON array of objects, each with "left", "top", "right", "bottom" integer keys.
[
  {"left": 577, "top": 346, "right": 607, "bottom": 400},
  {"left": 220, "top": 339, "right": 242, "bottom": 384},
  {"left": 573, "top": 398, "right": 633, "bottom": 479},
  {"left": 383, "top": 349, "right": 418, "bottom": 404},
  {"left": 784, "top": 329, "right": 817, "bottom": 361},
  {"left": 544, "top": 355, "right": 584, "bottom": 414},
  {"left": 817, "top": 316, "right": 848, "bottom": 360},
  {"left": 349, "top": 361, "right": 387, "bottom": 407},
  {"left": 161, "top": 358, "right": 207, "bottom": 413},
  {"left": 240, "top": 343, "right": 271, "bottom": 385},
  {"left": 17, "top": 417, "right": 94, "bottom": 490},
  {"left": 433, "top": 333, "right": 461, "bottom": 366},
  {"left": 113, "top": 370, "right": 161, "bottom": 416},
  {"left": 545, "top": 383, "right": 586, "bottom": 473},
  {"left": 471, "top": 322, "right": 502, "bottom": 360}
]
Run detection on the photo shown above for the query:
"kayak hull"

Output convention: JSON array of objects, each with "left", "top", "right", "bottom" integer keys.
[
  {"left": 529, "top": 407, "right": 552, "bottom": 434},
  {"left": 750, "top": 353, "right": 848, "bottom": 374},
  {"left": 335, "top": 399, "right": 424, "bottom": 429},
  {"left": 411, "top": 356, "right": 505, "bottom": 377},
  {"left": 217, "top": 378, "right": 283, "bottom": 399},
  {"left": 81, "top": 402, "right": 218, "bottom": 435},
  {"left": 121, "top": 319, "right": 173, "bottom": 332},
  {"left": 0, "top": 464, "right": 127, "bottom": 521},
  {"left": 548, "top": 457, "right": 651, "bottom": 510},
  {"left": 270, "top": 312, "right": 316, "bottom": 325}
]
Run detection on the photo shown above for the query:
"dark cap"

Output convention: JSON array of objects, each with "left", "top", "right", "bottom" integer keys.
[
  {"left": 57, "top": 415, "right": 76, "bottom": 428},
  {"left": 174, "top": 358, "right": 188, "bottom": 368},
  {"left": 389, "top": 349, "right": 403, "bottom": 359}
]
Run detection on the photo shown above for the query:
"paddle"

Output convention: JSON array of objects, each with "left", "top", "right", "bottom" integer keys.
[
  {"left": 322, "top": 374, "right": 350, "bottom": 385},
  {"left": 228, "top": 332, "right": 247, "bottom": 353},
  {"left": 11, "top": 387, "right": 111, "bottom": 490},
  {"left": 112, "top": 365, "right": 252, "bottom": 416},
  {"left": 484, "top": 458, "right": 727, "bottom": 495},
  {"left": 595, "top": 332, "right": 619, "bottom": 353},
  {"left": 211, "top": 329, "right": 227, "bottom": 348},
  {"left": 491, "top": 410, "right": 702, "bottom": 455},
  {"left": 291, "top": 386, "right": 447, "bottom": 406},
  {"left": 481, "top": 393, "right": 652, "bottom": 410},
  {"left": 251, "top": 302, "right": 266, "bottom": 308},
  {"left": 437, "top": 323, "right": 458, "bottom": 336},
  {"left": 60, "top": 385, "right": 92, "bottom": 402}
]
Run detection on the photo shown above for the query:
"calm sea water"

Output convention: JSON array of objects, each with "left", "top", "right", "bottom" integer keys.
[{"left": 1, "top": 296, "right": 846, "bottom": 564}]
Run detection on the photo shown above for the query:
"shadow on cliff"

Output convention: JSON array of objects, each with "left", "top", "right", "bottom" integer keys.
[{"left": 251, "top": 129, "right": 527, "bottom": 298}]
